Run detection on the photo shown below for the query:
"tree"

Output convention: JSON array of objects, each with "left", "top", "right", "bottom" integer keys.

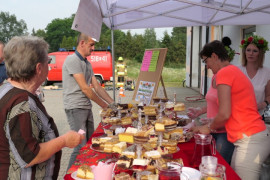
[
  {"left": 95, "top": 23, "right": 112, "bottom": 50},
  {"left": 171, "top": 27, "right": 186, "bottom": 45},
  {"left": 132, "top": 34, "right": 145, "bottom": 62},
  {"left": 45, "top": 14, "right": 78, "bottom": 52},
  {"left": 169, "top": 27, "right": 187, "bottom": 65},
  {"left": 32, "top": 28, "right": 46, "bottom": 39},
  {"left": 161, "top": 31, "right": 173, "bottom": 64},
  {"left": 60, "top": 36, "right": 76, "bottom": 50},
  {"left": 143, "top": 28, "right": 158, "bottom": 49},
  {"left": 0, "top": 11, "right": 27, "bottom": 43}
]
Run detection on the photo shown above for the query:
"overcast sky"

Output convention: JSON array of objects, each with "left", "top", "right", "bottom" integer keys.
[{"left": 1, "top": 0, "right": 171, "bottom": 40}]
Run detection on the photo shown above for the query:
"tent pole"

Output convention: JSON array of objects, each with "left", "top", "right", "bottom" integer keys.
[
  {"left": 204, "top": 26, "right": 209, "bottom": 96},
  {"left": 189, "top": 27, "right": 193, "bottom": 87},
  {"left": 111, "top": 29, "right": 116, "bottom": 101}
]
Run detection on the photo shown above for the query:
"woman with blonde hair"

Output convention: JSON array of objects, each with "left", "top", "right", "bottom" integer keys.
[{"left": 238, "top": 35, "right": 270, "bottom": 119}]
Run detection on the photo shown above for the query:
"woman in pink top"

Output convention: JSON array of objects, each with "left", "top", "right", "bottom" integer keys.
[
  {"left": 187, "top": 37, "right": 235, "bottom": 165},
  {"left": 187, "top": 74, "right": 234, "bottom": 165},
  {"left": 192, "top": 40, "right": 270, "bottom": 180}
]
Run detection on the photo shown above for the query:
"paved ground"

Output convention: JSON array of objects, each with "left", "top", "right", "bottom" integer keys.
[{"left": 42, "top": 86, "right": 206, "bottom": 180}]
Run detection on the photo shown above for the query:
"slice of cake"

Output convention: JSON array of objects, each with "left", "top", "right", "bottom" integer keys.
[
  {"left": 118, "top": 133, "right": 134, "bottom": 143},
  {"left": 169, "top": 128, "right": 185, "bottom": 142},
  {"left": 141, "top": 174, "right": 159, "bottom": 180},
  {"left": 174, "top": 103, "right": 185, "bottom": 111},
  {"left": 155, "top": 123, "right": 165, "bottom": 132},
  {"left": 99, "top": 137, "right": 112, "bottom": 143},
  {"left": 77, "top": 165, "right": 94, "bottom": 179},
  {"left": 144, "top": 150, "right": 161, "bottom": 159},
  {"left": 125, "top": 127, "right": 138, "bottom": 134},
  {"left": 121, "top": 151, "right": 136, "bottom": 159},
  {"left": 121, "top": 117, "right": 132, "bottom": 125},
  {"left": 142, "top": 143, "right": 153, "bottom": 151},
  {"left": 91, "top": 137, "right": 101, "bottom": 144},
  {"left": 116, "top": 155, "right": 131, "bottom": 169},
  {"left": 104, "top": 143, "right": 114, "bottom": 153},
  {"left": 132, "top": 159, "right": 149, "bottom": 171},
  {"left": 144, "top": 106, "right": 157, "bottom": 116},
  {"left": 162, "top": 140, "right": 178, "bottom": 154},
  {"left": 112, "top": 142, "right": 127, "bottom": 154},
  {"left": 114, "top": 172, "right": 131, "bottom": 180}
]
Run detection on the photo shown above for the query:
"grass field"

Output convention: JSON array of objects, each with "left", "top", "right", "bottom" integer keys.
[{"left": 126, "top": 60, "right": 186, "bottom": 87}]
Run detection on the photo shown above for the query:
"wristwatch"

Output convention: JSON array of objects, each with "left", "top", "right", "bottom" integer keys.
[{"left": 207, "top": 123, "right": 216, "bottom": 133}]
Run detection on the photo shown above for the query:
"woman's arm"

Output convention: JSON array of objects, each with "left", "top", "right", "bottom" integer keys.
[
  {"left": 26, "top": 131, "right": 84, "bottom": 167},
  {"left": 192, "top": 84, "right": 231, "bottom": 134},
  {"left": 210, "top": 84, "right": 231, "bottom": 130}
]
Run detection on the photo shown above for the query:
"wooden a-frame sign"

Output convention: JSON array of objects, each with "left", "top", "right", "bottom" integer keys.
[{"left": 132, "top": 48, "right": 168, "bottom": 105}]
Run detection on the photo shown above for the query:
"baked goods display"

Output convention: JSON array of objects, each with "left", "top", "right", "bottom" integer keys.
[{"left": 87, "top": 100, "right": 193, "bottom": 179}]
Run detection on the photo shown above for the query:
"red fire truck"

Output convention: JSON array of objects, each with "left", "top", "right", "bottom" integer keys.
[{"left": 45, "top": 50, "right": 113, "bottom": 86}]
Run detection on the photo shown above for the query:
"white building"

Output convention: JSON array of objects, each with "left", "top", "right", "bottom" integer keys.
[{"left": 186, "top": 25, "right": 270, "bottom": 95}]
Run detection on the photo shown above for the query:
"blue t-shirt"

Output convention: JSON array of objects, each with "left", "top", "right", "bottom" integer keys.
[{"left": 0, "top": 62, "right": 7, "bottom": 84}]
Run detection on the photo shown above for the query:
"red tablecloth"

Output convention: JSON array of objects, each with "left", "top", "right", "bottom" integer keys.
[{"left": 64, "top": 124, "right": 241, "bottom": 180}]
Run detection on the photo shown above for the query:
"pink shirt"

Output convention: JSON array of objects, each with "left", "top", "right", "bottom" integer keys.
[
  {"left": 205, "top": 75, "right": 225, "bottom": 133},
  {"left": 205, "top": 75, "right": 219, "bottom": 118}
]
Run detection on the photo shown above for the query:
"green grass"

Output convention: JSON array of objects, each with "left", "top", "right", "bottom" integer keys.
[{"left": 126, "top": 60, "right": 185, "bottom": 87}]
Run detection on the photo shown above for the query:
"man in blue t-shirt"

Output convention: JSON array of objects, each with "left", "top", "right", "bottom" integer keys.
[{"left": 0, "top": 41, "right": 8, "bottom": 85}]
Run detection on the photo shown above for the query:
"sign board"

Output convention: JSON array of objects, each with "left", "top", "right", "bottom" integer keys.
[{"left": 132, "top": 48, "right": 168, "bottom": 104}]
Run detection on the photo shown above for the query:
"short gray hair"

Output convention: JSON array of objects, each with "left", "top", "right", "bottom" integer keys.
[{"left": 4, "top": 36, "right": 49, "bottom": 82}]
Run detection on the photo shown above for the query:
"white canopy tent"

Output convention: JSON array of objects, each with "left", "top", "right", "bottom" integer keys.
[{"left": 72, "top": 0, "right": 270, "bottom": 99}]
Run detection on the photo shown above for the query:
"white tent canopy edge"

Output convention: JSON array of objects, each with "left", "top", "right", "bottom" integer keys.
[{"left": 71, "top": 0, "right": 270, "bottom": 100}]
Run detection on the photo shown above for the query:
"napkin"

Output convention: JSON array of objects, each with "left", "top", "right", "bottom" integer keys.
[
  {"left": 91, "top": 161, "right": 115, "bottom": 180},
  {"left": 78, "top": 129, "right": 86, "bottom": 135}
]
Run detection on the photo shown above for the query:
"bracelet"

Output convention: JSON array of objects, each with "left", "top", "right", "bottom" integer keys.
[
  {"left": 207, "top": 123, "right": 217, "bottom": 133},
  {"left": 265, "top": 100, "right": 269, "bottom": 106}
]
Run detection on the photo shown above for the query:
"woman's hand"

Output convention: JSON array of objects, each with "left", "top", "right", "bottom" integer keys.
[
  {"left": 61, "top": 131, "right": 85, "bottom": 148},
  {"left": 199, "top": 117, "right": 214, "bottom": 125},
  {"left": 187, "top": 107, "right": 203, "bottom": 119}
]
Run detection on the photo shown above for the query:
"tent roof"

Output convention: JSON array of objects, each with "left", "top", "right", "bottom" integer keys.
[
  {"left": 100, "top": 0, "right": 270, "bottom": 30},
  {"left": 72, "top": 0, "right": 270, "bottom": 41}
]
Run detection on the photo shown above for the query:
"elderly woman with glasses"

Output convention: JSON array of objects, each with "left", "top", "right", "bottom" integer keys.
[
  {"left": 191, "top": 40, "right": 270, "bottom": 180},
  {"left": 0, "top": 36, "right": 84, "bottom": 179}
]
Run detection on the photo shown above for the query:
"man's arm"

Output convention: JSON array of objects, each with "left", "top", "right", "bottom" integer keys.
[
  {"left": 73, "top": 73, "right": 109, "bottom": 108},
  {"left": 91, "top": 76, "right": 114, "bottom": 104}
]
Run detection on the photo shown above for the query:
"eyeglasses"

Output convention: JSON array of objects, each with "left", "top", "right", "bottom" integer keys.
[{"left": 202, "top": 57, "right": 209, "bottom": 64}]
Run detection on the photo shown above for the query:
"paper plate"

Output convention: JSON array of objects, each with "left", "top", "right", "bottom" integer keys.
[
  {"left": 71, "top": 171, "right": 93, "bottom": 180},
  {"left": 181, "top": 167, "right": 201, "bottom": 180}
]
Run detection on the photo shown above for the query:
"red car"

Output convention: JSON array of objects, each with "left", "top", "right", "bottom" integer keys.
[{"left": 45, "top": 50, "right": 113, "bottom": 85}]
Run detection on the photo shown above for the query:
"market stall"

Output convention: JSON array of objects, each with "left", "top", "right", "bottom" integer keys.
[{"left": 64, "top": 101, "right": 241, "bottom": 180}]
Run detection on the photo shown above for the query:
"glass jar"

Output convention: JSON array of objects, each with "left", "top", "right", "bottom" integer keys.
[
  {"left": 199, "top": 163, "right": 226, "bottom": 180},
  {"left": 190, "top": 133, "right": 216, "bottom": 169}
]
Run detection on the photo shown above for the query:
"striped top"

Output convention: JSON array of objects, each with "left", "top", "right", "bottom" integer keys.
[{"left": 0, "top": 83, "right": 61, "bottom": 179}]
